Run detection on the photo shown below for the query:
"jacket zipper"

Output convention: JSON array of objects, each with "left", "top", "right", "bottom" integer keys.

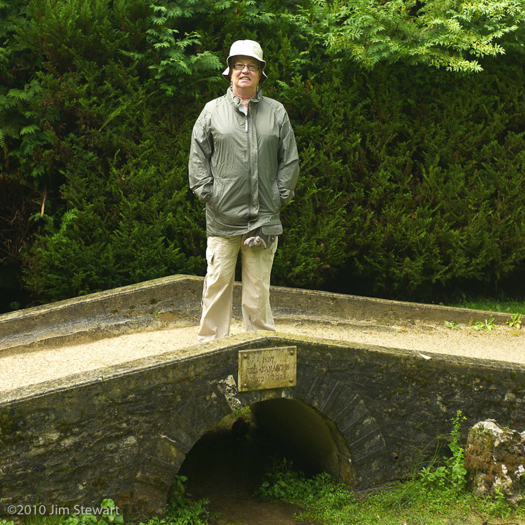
[{"left": 245, "top": 109, "right": 252, "bottom": 220}]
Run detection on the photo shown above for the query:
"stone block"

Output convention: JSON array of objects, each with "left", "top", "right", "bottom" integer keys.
[{"left": 465, "top": 419, "right": 525, "bottom": 505}]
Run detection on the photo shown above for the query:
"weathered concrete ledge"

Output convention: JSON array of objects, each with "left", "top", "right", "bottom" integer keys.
[
  {"left": 0, "top": 275, "right": 202, "bottom": 352},
  {"left": 0, "top": 274, "right": 511, "bottom": 353}
]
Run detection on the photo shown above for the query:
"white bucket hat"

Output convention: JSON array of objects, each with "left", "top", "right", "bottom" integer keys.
[{"left": 222, "top": 39, "right": 267, "bottom": 83}]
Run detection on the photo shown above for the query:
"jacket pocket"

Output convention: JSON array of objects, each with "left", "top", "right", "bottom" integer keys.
[
  {"left": 212, "top": 176, "right": 249, "bottom": 226},
  {"left": 210, "top": 179, "right": 222, "bottom": 209},
  {"left": 258, "top": 179, "right": 281, "bottom": 215}
]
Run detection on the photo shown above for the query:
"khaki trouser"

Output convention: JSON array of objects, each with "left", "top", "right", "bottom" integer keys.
[{"left": 198, "top": 234, "right": 278, "bottom": 342}]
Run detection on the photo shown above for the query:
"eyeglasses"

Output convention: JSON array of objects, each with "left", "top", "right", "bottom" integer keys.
[{"left": 232, "top": 63, "right": 260, "bottom": 72}]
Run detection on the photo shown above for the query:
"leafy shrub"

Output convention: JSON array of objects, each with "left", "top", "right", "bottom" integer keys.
[
  {"left": 420, "top": 410, "right": 468, "bottom": 492},
  {"left": 1, "top": 0, "right": 525, "bottom": 304},
  {"left": 258, "top": 458, "right": 357, "bottom": 513},
  {"left": 163, "top": 475, "right": 214, "bottom": 525},
  {"left": 12, "top": 0, "right": 211, "bottom": 299}
]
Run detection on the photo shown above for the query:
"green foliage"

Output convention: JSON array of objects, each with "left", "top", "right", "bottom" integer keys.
[
  {"left": 0, "top": 0, "right": 48, "bottom": 182},
  {"left": 270, "top": 58, "right": 525, "bottom": 299},
  {"left": 297, "top": 0, "right": 525, "bottom": 73},
  {"left": 420, "top": 410, "right": 468, "bottom": 493},
  {"left": 472, "top": 315, "right": 497, "bottom": 331},
  {"left": 483, "top": 487, "right": 514, "bottom": 518},
  {"left": 126, "top": 0, "right": 222, "bottom": 97},
  {"left": 448, "top": 294, "right": 525, "bottom": 315},
  {"left": 23, "top": 118, "right": 205, "bottom": 299},
  {"left": 257, "top": 455, "right": 524, "bottom": 524},
  {"left": 258, "top": 458, "right": 358, "bottom": 519},
  {"left": 2, "top": 0, "right": 525, "bottom": 305},
  {"left": 4, "top": 0, "right": 212, "bottom": 300},
  {"left": 350, "top": 62, "right": 525, "bottom": 299},
  {"left": 257, "top": 427, "right": 524, "bottom": 524},
  {"left": 507, "top": 313, "right": 522, "bottom": 329},
  {"left": 162, "top": 475, "right": 215, "bottom": 525}
]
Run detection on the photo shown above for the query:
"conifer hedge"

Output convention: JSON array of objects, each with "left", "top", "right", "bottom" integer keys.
[{"left": 1, "top": 0, "right": 525, "bottom": 307}]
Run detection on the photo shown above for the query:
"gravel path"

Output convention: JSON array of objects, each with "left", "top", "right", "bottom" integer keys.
[{"left": 1, "top": 317, "right": 523, "bottom": 394}]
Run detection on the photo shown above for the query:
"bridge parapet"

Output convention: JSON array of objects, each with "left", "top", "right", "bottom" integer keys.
[
  {"left": 0, "top": 276, "right": 203, "bottom": 353},
  {"left": 0, "top": 274, "right": 511, "bottom": 354}
]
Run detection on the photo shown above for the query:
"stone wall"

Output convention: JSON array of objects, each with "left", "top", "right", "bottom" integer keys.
[{"left": 1, "top": 332, "right": 524, "bottom": 521}]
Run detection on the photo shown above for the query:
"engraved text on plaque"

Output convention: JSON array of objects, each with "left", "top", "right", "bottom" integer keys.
[{"left": 238, "top": 346, "right": 297, "bottom": 392}]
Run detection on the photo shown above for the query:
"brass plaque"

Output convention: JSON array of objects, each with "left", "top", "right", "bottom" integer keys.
[{"left": 238, "top": 346, "right": 297, "bottom": 392}]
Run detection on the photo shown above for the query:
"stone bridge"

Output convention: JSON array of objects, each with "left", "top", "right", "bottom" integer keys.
[{"left": 1, "top": 275, "right": 524, "bottom": 519}]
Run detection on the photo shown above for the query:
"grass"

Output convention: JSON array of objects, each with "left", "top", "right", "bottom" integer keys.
[
  {"left": 6, "top": 480, "right": 523, "bottom": 525},
  {"left": 445, "top": 295, "right": 525, "bottom": 315},
  {"left": 255, "top": 412, "right": 525, "bottom": 525},
  {"left": 256, "top": 460, "right": 525, "bottom": 525},
  {"left": 5, "top": 463, "right": 525, "bottom": 525},
  {"left": 443, "top": 295, "right": 524, "bottom": 331}
]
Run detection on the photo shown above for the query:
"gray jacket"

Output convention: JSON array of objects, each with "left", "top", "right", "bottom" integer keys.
[{"left": 189, "top": 87, "right": 299, "bottom": 237}]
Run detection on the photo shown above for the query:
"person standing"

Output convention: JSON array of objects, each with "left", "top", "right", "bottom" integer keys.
[{"left": 189, "top": 39, "right": 299, "bottom": 342}]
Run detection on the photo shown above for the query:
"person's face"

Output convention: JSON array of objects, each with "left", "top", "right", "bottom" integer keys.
[{"left": 230, "top": 55, "right": 262, "bottom": 93}]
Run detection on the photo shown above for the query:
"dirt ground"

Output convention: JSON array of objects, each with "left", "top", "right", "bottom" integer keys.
[{"left": 179, "top": 425, "right": 320, "bottom": 525}]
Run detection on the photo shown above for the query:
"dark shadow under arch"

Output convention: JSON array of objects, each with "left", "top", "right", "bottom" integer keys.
[
  {"left": 250, "top": 398, "right": 355, "bottom": 485},
  {"left": 175, "top": 396, "right": 355, "bottom": 515}
]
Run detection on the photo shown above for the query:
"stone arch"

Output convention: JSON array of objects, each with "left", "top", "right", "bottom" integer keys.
[
  {"left": 293, "top": 372, "right": 388, "bottom": 488},
  {"left": 130, "top": 366, "right": 387, "bottom": 518},
  {"left": 131, "top": 375, "right": 241, "bottom": 518},
  {"left": 235, "top": 371, "right": 388, "bottom": 489}
]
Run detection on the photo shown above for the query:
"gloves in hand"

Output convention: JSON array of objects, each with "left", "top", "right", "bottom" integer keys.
[
  {"left": 244, "top": 235, "right": 267, "bottom": 249},
  {"left": 243, "top": 228, "right": 276, "bottom": 249}
]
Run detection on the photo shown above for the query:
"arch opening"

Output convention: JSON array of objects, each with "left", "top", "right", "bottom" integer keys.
[
  {"left": 174, "top": 398, "right": 354, "bottom": 519},
  {"left": 250, "top": 398, "right": 354, "bottom": 485}
]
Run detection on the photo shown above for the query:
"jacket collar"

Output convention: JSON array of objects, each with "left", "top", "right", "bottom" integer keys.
[{"left": 228, "top": 85, "right": 262, "bottom": 109}]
